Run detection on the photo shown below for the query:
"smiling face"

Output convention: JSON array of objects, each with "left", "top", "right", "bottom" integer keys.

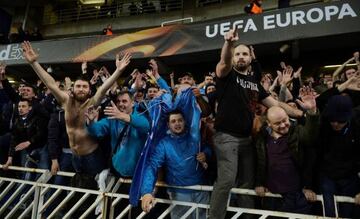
[
  {"left": 168, "top": 113, "right": 185, "bottom": 135},
  {"left": 146, "top": 87, "right": 159, "bottom": 99},
  {"left": 21, "top": 86, "right": 36, "bottom": 100},
  {"left": 116, "top": 93, "right": 134, "bottom": 115},
  {"left": 267, "top": 106, "right": 290, "bottom": 137}
]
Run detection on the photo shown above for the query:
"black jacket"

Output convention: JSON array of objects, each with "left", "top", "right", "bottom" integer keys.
[
  {"left": 47, "top": 109, "right": 70, "bottom": 160},
  {"left": 255, "top": 112, "right": 320, "bottom": 189},
  {"left": 9, "top": 110, "right": 48, "bottom": 157},
  {"left": 317, "top": 106, "right": 360, "bottom": 180}
]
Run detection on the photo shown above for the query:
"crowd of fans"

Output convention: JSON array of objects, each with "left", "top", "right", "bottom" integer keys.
[
  {"left": 0, "top": 24, "right": 43, "bottom": 45},
  {"left": 0, "top": 28, "right": 359, "bottom": 218}
]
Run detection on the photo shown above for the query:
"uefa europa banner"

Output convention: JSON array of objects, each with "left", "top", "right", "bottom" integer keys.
[{"left": 0, "top": 0, "right": 359, "bottom": 65}]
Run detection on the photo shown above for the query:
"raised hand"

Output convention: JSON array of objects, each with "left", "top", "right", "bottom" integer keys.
[
  {"left": 0, "top": 62, "right": 6, "bottom": 80},
  {"left": 294, "top": 66, "right": 302, "bottom": 79},
  {"left": 22, "top": 41, "right": 39, "bottom": 64},
  {"left": 296, "top": 86, "right": 317, "bottom": 113},
  {"left": 104, "top": 101, "right": 126, "bottom": 120},
  {"left": 155, "top": 89, "right": 167, "bottom": 98},
  {"left": 64, "top": 77, "right": 72, "bottom": 90},
  {"left": 276, "top": 70, "right": 283, "bottom": 85},
  {"left": 354, "top": 51, "right": 359, "bottom": 62},
  {"left": 224, "top": 27, "right": 239, "bottom": 43},
  {"left": 90, "top": 70, "right": 99, "bottom": 85},
  {"left": 131, "top": 69, "right": 139, "bottom": 79},
  {"left": 134, "top": 72, "right": 144, "bottom": 90},
  {"left": 149, "top": 59, "right": 160, "bottom": 78},
  {"left": 346, "top": 71, "right": 360, "bottom": 91},
  {"left": 249, "top": 45, "right": 256, "bottom": 60},
  {"left": 281, "top": 66, "right": 293, "bottom": 86},
  {"left": 85, "top": 105, "right": 100, "bottom": 124},
  {"left": 280, "top": 61, "right": 286, "bottom": 70},
  {"left": 145, "top": 69, "right": 157, "bottom": 82},
  {"left": 115, "top": 52, "right": 131, "bottom": 71},
  {"left": 81, "top": 61, "right": 87, "bottom": 74},
  {"left": 102, "top": 66, "right": 111, "bottom": 78}
]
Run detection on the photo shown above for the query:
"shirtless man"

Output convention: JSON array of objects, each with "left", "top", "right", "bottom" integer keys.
[{"left": 21, "top": 41, "right": 131, "bottom": 175}]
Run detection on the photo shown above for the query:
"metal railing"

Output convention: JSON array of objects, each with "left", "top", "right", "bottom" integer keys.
[
  {"left": 196, "top": 0, "right": 223, "bottom": 8},
  {"left": 43, "top": 0, "right": 184, "bottom": 25},
  {"left": 0, "top": 165, "right": 357, "bottom": 219}
]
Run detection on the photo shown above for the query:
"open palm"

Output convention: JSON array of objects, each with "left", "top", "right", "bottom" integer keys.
[
  {"left": 296, "top": 87, "right": 316, "bottom": 111},
  {"left": 116, "top": 52, "right": 131, "bottom": 71},
  {"left": 21, "top": 41, "right": 39, "bottom": 63}
]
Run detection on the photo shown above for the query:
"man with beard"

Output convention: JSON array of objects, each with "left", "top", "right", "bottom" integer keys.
[
  {"left": 21, "top": 41, "right": 131, "bottom": 176},
  {"left": 209, "top": 28, "right": 302, "bottom": 219}
]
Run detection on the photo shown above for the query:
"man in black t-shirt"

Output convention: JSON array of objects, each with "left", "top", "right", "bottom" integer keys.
[{"left": 209, "top": 28, "right": 303, "bottom": 219}]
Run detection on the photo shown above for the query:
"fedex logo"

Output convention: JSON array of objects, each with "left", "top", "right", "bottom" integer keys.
[{"left": 0, "top": 44, "right": 24, "bottom": 61}]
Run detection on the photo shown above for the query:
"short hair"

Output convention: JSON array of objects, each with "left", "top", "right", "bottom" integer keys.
[
  {"left": 181, "top": 72, "right": 194, "bottom": 78},
  {"left": 117, "top": 90, "right": 134, "bottom": 101},
  {"left": 23, "top": 83, "right": 38, "bottom": 95},
  {"left": 205, "top": 83, "right": 216, "bottom": 95},
  {"left": 147, "top": 84, "right": 159, "bottom": 90},
  {"left": 19, "top": 98, "right": 32, "bottom": 106},
  {"left": 167, "top": 109, "right": 184, "bottom": 122},
  {"left": 234, "top": 43, "right": 251, "bottom": 51},
  {"left": 74, "top": 75, "right": 90, "bottom": 86}
]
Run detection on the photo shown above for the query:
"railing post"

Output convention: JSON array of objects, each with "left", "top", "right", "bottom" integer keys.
[
  {"left": 334, "top": 195, "right": 339, "bottom": 218},
  {"left": 34, "top": 171, "right": 52, "bottom": 219},
  {"left": 32, "top": 181, "right": 41, "bottom": 219}
]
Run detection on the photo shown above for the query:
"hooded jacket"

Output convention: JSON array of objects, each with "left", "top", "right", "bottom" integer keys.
[{"left": 141, "top": 130, "right": 211, "bottom": 195}]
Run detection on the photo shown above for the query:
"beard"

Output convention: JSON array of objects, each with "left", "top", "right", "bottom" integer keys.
[
  {"left": 73, "top": 92, "right": 90, "bottom": 102},
  {"left": 234, "top": 63, "right": 249, "bottom": 72}
]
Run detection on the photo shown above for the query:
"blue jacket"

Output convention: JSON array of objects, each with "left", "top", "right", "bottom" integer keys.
[
  {"left": 131, "top": 89, "right": 203, "bottom": 204},
  {"left": 141, "top": 130, "right": 211, "bottom": 195},
  {"left": 87, "top": 110, "right": 150, "bottom": 176}
]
